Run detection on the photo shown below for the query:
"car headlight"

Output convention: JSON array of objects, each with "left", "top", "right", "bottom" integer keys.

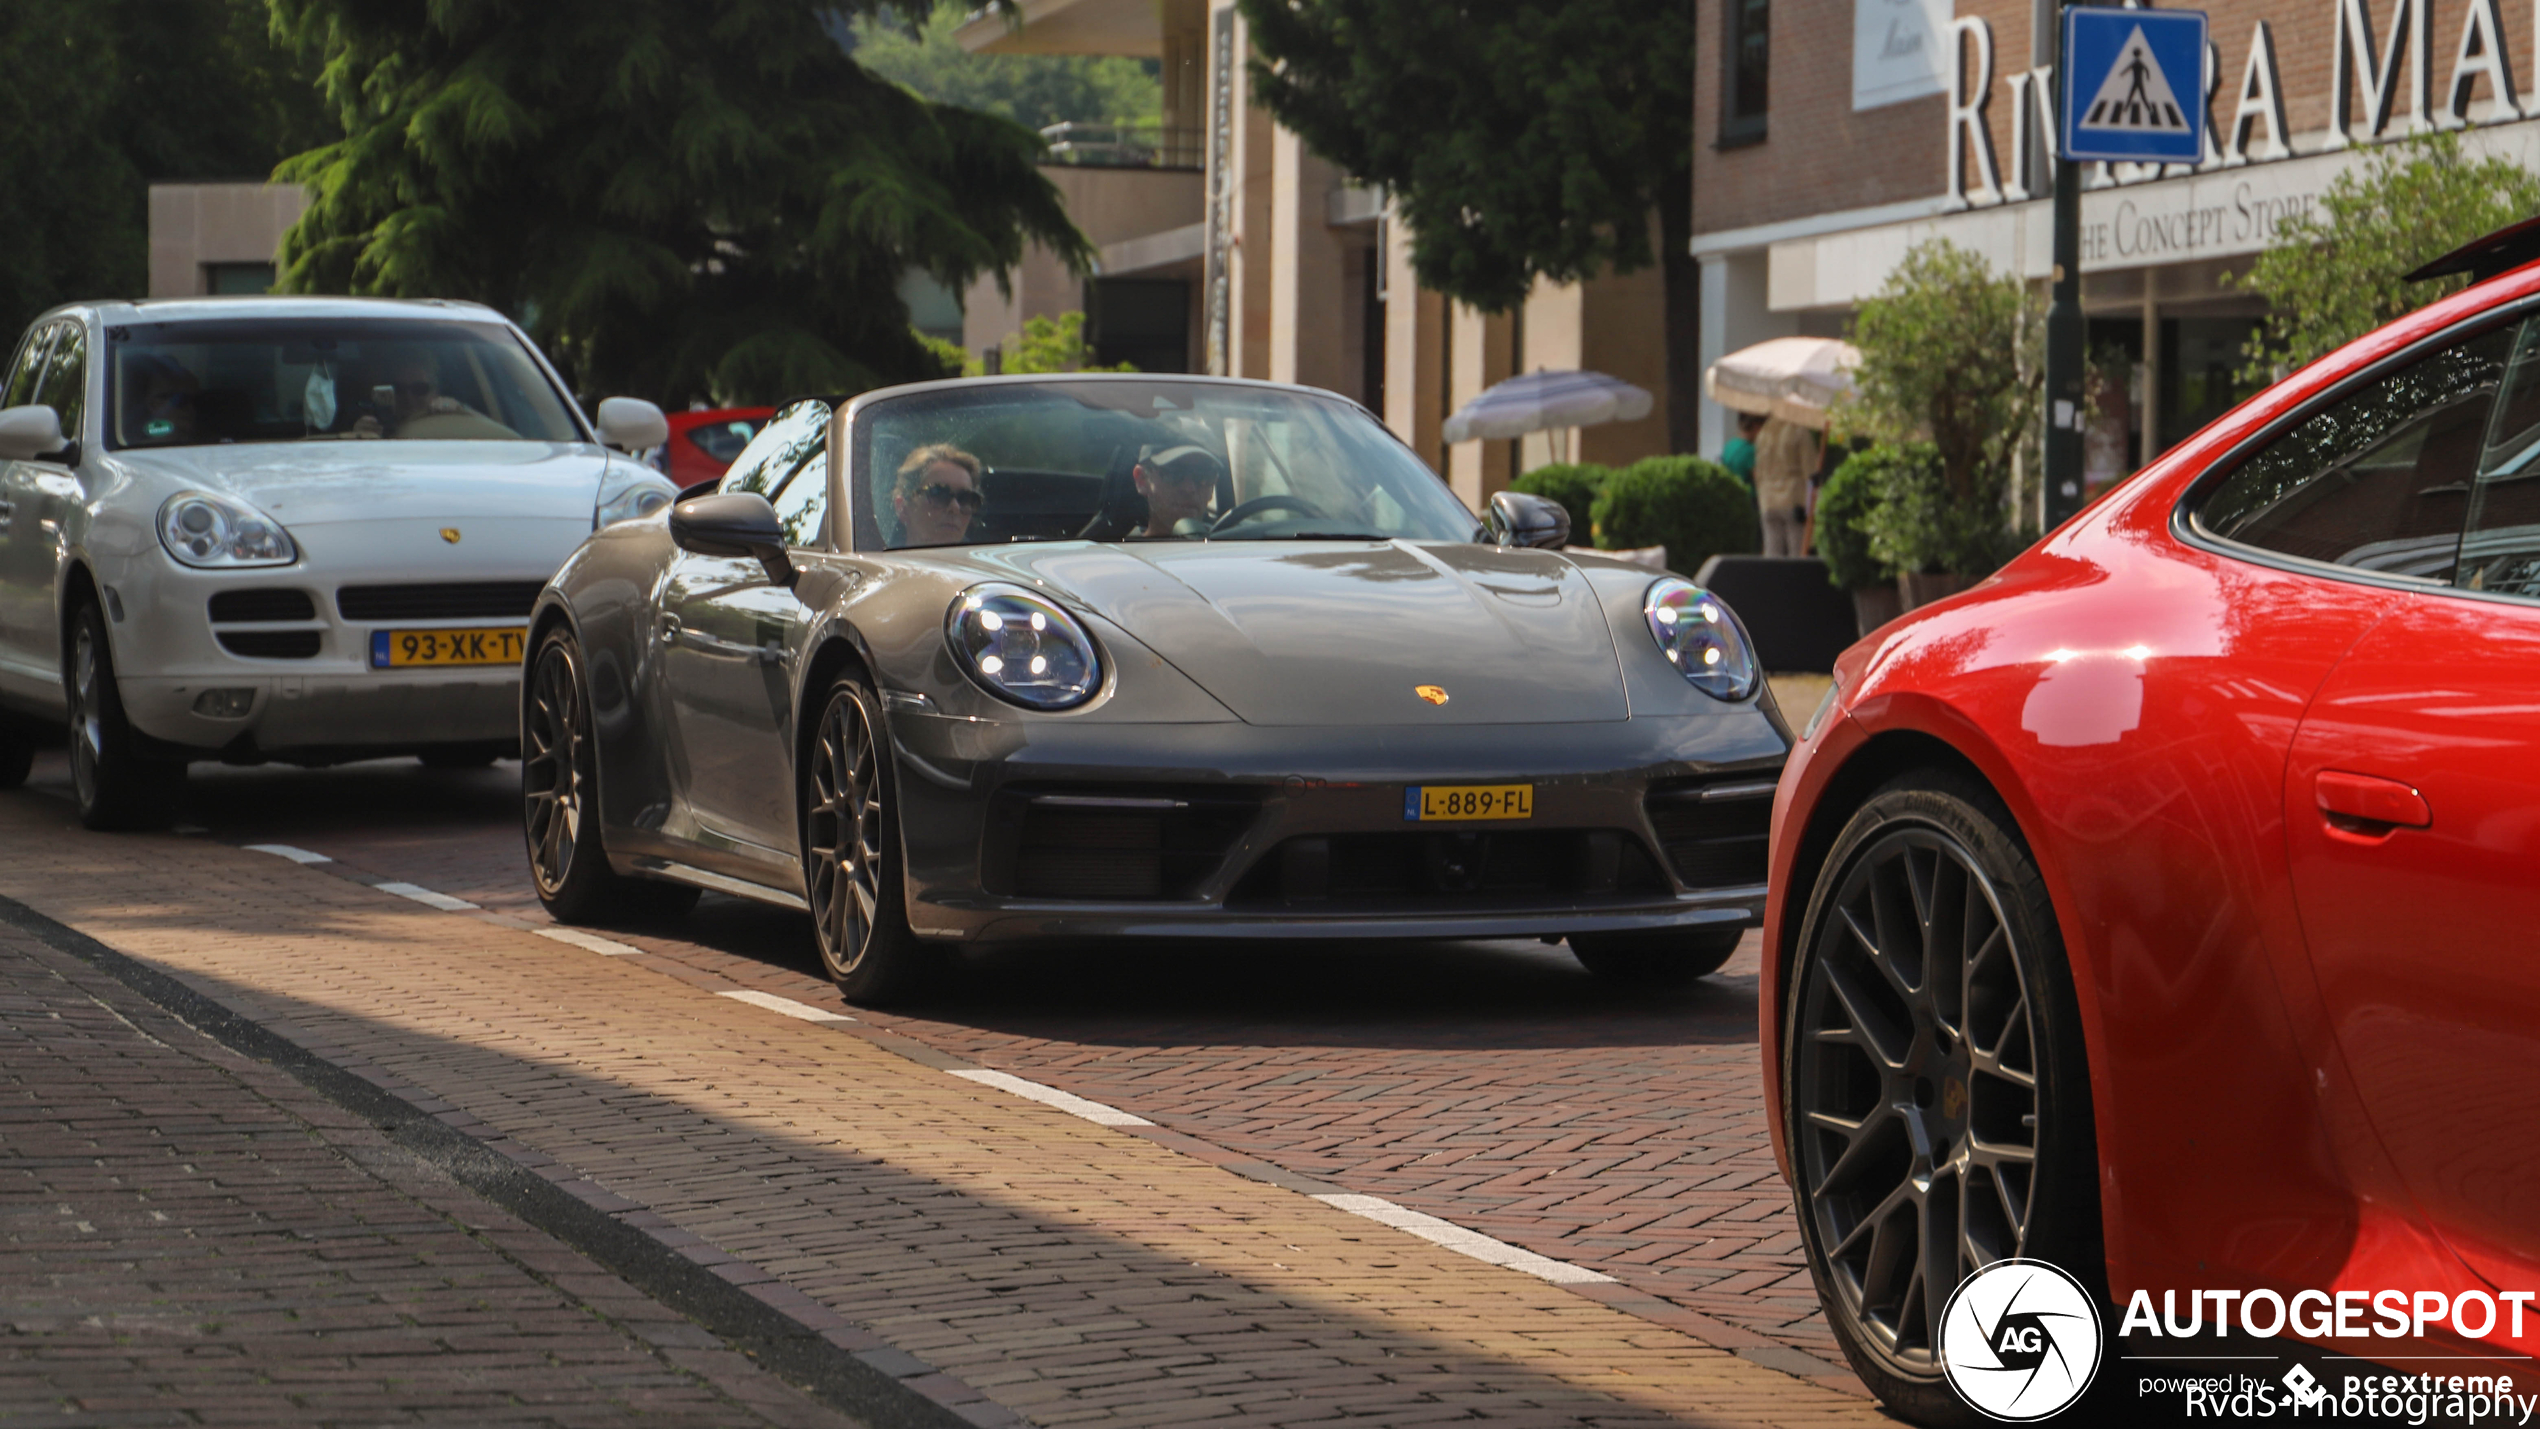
[
  {"left": 595, "top": 470, "right": 678, "bottom": 529},
  {"left": 946, "top": 583, "right": 1101, "bottom": 710},
  {"left": 158, "top": 490, "right": 296, "bottom": 568},
  {"left": 1643, "top": 577, "right": 1757, "bottom": 701}
]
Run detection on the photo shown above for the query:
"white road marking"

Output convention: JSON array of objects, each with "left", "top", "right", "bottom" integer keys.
[
  {"left": 951, "top": 1069, "right": 1153, "bottom": 1127},
  {"left": 1313, "top": 1194, "right": 1614, "bottom": 1285},
  {"left": 245, "top": 843, "right": 333, "bottom": 864},
  {"left": 374, "top": 881, "right": 480, "bottom": 911},
  {"left": 718, "top": 989, "right": 857, "bottom": 1024},
  {"left": 533, "top": 926, "right": 648, "bottom": 957}
]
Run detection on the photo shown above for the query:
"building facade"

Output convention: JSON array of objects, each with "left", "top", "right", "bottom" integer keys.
[{"left": 1694, "top": 0, "right": 2540, "bottom": 474}]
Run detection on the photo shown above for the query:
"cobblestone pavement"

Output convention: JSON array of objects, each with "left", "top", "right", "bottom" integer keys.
[
  {"left": 0, "top": 784, "right": 1882, "bottom": 1428},
  {"left": 0, "top": 893, "right": 873, "bottom": 1428}
]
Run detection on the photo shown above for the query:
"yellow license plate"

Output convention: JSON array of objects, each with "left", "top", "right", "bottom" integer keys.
[
  {"left": 370, "top": 627, "right": 527, "bottom": 669},
  {"left": 1405, "top": 784, "right": 1534, "bottom": 821}
]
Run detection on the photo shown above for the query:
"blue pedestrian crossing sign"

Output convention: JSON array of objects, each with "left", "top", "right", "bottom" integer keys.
[{"left": 2061, "top": 8, "right": 2206, "bottom": 163}]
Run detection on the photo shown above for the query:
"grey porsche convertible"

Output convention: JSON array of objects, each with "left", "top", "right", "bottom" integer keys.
[{"left": 523, "top": 374, "right": 1790, "bottom": 1003}]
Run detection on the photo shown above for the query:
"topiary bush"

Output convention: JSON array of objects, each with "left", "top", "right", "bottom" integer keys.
[
  {"left": 1817, "top": 443, "right": 1922, "bottom": 591},
  {"left": 1590, "top": 455, "right": 1760, "bottom": 575},
  {"left": 1861, "top": 440, "right": 2030, "bottom": 577},
  {"left": 1510, "top": 462, "right": 1609, "bottom": 535}
]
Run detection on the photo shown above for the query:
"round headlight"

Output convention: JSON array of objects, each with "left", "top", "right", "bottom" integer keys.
[
  {"left": 1643, "top": 577, "right": 1757, "bottom": 701},
  {"left": 157, "top": 490, "right": 297, "bottom": 568},
  {"left": 946, "top": 583, "right": 1101, "bottom": 710}
]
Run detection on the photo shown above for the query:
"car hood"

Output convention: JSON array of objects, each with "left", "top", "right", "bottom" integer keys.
[
  {"left": 966, "top": 540, "right": 1629, "bottom": 725},
  {"left": 110, "top": 441, "right": 614, "bottom": 528}
]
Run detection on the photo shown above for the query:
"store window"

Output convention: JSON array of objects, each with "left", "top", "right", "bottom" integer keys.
[{"left": 1721, "top": 0, "right": 1770, "bottom": 145}]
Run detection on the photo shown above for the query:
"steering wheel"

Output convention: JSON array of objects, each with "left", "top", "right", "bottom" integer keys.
[{"left": 1207, "top": 493, "right": 1325, "bottom": 535}]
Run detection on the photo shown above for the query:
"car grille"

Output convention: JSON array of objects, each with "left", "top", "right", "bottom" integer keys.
[
  {"left": 337, "top": 582, "right": 545, "bottom": 621},
  {"left": 1228, "top": 828, "right": 1671, "bottom": 908},
  {"left": 1644, "top": 776, "right": 1776, "bottom": 888},
  {"left": 217, "top": 630, "right": 321, "bottom": 659},
  {"left": 207, "top": 589, "right": 316, "bottom": 623},
  {"left": 988, "top": 789, "right": 1260, "bottom": 900}
]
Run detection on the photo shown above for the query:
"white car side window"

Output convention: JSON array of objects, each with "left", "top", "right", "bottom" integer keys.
[{"left": 3, "top": 324, "right": 57, "bottom": 411}]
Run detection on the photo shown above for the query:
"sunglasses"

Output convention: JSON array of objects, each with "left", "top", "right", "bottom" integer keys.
[{"left": 916, "top": 483, "right": 984, "bottom": 511}]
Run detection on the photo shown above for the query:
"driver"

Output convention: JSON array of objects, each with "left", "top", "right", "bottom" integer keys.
[
  {"left": 351, "top": 350, "right": 476, "bottom": 437},
  {"left": 1131, "top": 444, "right": 1223, "bottom": 538}
]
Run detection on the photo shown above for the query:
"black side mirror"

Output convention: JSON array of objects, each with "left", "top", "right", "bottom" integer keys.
[
  {"left": 1486, "top": 490, "right": 1570, "bottom": 550},
  {"left": 670, "top": 491, "right": 795, "bottom": 586}
]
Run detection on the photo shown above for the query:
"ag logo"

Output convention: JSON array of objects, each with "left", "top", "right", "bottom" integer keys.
[{"left": 1939, "top": 1258, "right": 2102, "bottom": 1420}]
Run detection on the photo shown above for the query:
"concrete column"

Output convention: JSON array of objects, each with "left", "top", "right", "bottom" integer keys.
[
  {"left": 1445, "top": 304, "right": 1513, "bottom": 509},
  {"left": 2139, "top": 277, "right": 2161, "bottom": 466},
  {"left": 1381, "top": 216, "right": 1446, "bottom": 473},
  {"left": 1267, "top": 129, "right": 1348, "bottom": 390},
  {"left": 1225, "top": 17, "right": 1278, "bottom": 381}
]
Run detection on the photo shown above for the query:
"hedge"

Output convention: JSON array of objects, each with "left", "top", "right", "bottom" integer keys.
[
  {"left": 1509, "top": 462, "right": 1609, "bottom": 534},
  {"left": 1589, "top": 456, "right": 1760, "bottom": 575}
]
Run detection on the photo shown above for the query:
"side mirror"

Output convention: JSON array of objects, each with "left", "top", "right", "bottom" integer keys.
[
  {"left": 670, "top": 491, "right": 795, "bottom": 586},
  {"left": 595, "top": 396, "right": 670, "bottom": 452},
  {"left": 1486, "top": 490, "right": 1570, "bottom": 550},
  {"left": 0, "top": 405, "right": 66, "bottom": 463}
]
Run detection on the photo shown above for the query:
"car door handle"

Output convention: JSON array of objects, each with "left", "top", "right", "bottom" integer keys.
[
  {"left": 2315, "top": 770, "right": 2431, "bottom": 835},
  {"left": 657, "top": 614, "right": 681, "bottom": 645}
]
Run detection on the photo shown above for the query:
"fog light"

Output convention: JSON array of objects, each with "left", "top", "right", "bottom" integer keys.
[{"left": 192, "top": 688, "right": 256, "bottom": 718}]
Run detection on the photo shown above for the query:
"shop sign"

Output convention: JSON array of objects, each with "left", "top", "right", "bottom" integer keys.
[{"left": 1853, "top": 0, "right": 1953, "bottom": 110}]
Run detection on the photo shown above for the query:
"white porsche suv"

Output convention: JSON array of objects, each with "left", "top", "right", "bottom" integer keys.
[{"left": 0, "top": 296, "right": 677, "bottom": 828}]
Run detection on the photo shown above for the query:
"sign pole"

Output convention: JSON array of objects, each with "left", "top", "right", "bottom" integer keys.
[{"left": 2043, "top": 0, "right": 2086, "bottom": 528}]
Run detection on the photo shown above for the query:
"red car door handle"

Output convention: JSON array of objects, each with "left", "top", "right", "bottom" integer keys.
[{"left": 2315, "top": 770, "right": 2432, "bottom": 833}]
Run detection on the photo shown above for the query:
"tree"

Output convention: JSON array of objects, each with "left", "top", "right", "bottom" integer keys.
[
  {"left": 1238, "top": 0, "right": 1700, "bottom": 452},
  {"left": 0, "top": 0, "right": 326, "bottom": 340},
  {"left": 848, "top": 7, "right": 1159, "bottom": 133},
  {"left": 2235, "top": 131, "right": 2540, "bottom": 382},
  {"left": 270, "top": 0, "right": 1091, "bottom": 405}
]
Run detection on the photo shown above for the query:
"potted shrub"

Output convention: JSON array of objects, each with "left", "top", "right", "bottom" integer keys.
[
  {"left": 1510, "top": 462, "right": 1609, "bottom": 537},
  {"left": 1818, "top": 444, "right": 1912, "bottom": 634},
  {"left": 1589, "top": 455, "right": 1759, "bottom": 575}
]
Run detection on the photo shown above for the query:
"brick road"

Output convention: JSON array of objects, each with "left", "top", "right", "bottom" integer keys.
[
  {"left": 0, "top": 784, "right": 1884, "bottom": 1427},
  {"left": 0, "top": 893, "right": 869, "bottom": 1428}
]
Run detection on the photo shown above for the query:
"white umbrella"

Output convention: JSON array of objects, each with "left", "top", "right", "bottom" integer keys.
[
  {"left": 1442, "top": 369, "right": 1653, "bottom": 444},
  {"left": 1704, "top": 336, "right": 1860, "bottom": 431}
]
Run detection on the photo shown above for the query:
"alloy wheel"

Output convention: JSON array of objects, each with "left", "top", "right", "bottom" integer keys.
[
  {"left": 522, "top": 642, "right": 583, "bottom": 896},
  {"left": 806, "top": 692, "right": 883, "bottom": 976},
  {"left": 69, "top": 622, "right": 104, "bottom": 809},
  {"left": 1793, "top": 825, "right": 2040, "bottom": 1375}
]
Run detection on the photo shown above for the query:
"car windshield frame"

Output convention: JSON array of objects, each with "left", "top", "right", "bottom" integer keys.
[
  {"left": 102, "top": 315, "right": 591, "bottom": 452},
  {"left": 846, "top": 378, "right": 1481, "bottom": 554}
]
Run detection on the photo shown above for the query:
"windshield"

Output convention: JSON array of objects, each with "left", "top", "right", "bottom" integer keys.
[
  {"left": 853, "top": 380, "right": 1478, "bottom": 550},
  {"left": 108, "top": 318, "right": 584, "bottom": 450}
]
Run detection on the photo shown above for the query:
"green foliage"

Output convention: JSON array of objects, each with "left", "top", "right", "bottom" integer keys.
[
  {"left": 994, "top": 311, "right": 1133, "bottom": 374},
  {"left": 0, "top": 0, "right": 327, "bottom": 339},
  {"left": 849, "top": 7, "right": 1159, "bottom": 132},
  {"left": 1845, "top": 239, "right": 2041, "bottom": 519},
  {"left": 1509, "top": 462, "right": 1609, "bottom": 534},
  {"left": 1860, "top": 441, "right": 2027, "bottom": 578},
  {"left": 271, "top": 0, "right": 1090, "bottom": 406},
  {"left": 1239, "top": 0, "right": 1690, "bottom": 316},
  {"left": 915, "top": 330, "right": 973, "bottom": 377},
  {"left": 1816, "top": 443, "right": 1916, "bottom": 591},
  {"left": 1589, "top": 456, "right": 1759, "bottom": 575},
  {"left": 2233, "top": 131, "right": 2540, "bottom": 382}
]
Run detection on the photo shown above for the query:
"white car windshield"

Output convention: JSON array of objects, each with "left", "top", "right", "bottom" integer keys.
[
  {"left": 855, "top": 380, "right": 1480, "bottom": 550},
  {"left": 109, "top": 318, "right": 583, "bottom": 450}
]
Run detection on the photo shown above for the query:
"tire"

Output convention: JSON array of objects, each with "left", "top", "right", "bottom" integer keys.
[
  {"left": 66, "top": 601, "right": 185, "bottom": 830},
  {"left": 521, "top": 627, "right": 698, "bottom": 925},
  {"left": 419, "top": 747, "right": 500, "bottom": 770},
  {"left": 1569, "top": 925, "right": 1744, "bottom": 985},
  {"left": 1782, "top": 770, "right": 2101, "bottom": 1427},
  {"left": 802, "top": 673, "right": 930, "bottom": 1006}
]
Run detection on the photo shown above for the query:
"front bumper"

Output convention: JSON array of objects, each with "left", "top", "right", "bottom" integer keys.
[{"left": 886, "top": 708, "right": 1786, "bottom": 944}]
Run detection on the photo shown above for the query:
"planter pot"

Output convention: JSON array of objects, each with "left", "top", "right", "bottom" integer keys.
[
  {"left": 1896, "top": 571, "right": 1972, "bottom": 611},
  {"left": 1851, "top": 583, "right": 1904, "bottom": 637}
]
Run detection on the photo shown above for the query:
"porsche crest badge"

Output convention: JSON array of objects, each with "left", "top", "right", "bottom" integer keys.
[
  {"left": 1415, "top": 684, "right": 1450, "bottom": 706},
  {"left": 440, "top": 528, "right": 462, "bottom": 544}
]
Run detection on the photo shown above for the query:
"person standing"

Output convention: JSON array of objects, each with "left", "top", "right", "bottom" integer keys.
[
  {"left": 1753, "top": 415, "right": 1820, "bottom": 558},
  {"left": 1721, "top": 413, "right": 1762, "bottom": 488}
]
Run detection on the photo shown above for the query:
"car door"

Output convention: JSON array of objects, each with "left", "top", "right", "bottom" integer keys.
[
  {"left": 0, "top": 322, "right": 68, "bottom": 702},
  {"left": 661, "top": 401, "right": 830, "bottom": 865},
  {"left": 2266, "top": 313, "right": 2540, "bottom": 1297}
]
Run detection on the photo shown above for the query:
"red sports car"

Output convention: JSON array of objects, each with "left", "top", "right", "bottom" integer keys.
[
  {"left": 1768, "top": 222, "right": 2540, "bottom": 1420},
  {"left": 655, "top": 406, "right": 775, "bottom": 489}
]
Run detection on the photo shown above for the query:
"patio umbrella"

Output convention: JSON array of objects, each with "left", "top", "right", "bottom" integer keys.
[
  {"left": 1704, "top": 336, "right": 1861, "bottom": 431},
  {"left": 1442, "top": 369, "right": 1653, "bottom": 444}
]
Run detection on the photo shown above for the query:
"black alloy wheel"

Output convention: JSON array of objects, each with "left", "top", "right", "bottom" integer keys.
[
  {"left": 67, "top": 601, "right": 184, "bottom": 830},
  {"left": 522, "top": 628, "right": 695, "bottom": 924},
  {"left": 1569, "top": 925, "right": 1745, "bottom": 986},
  {"left": 803, "top": 676, "right": 925, "bottom": 1005},
  {"left": 1785, "top": 772, "right": 2099, "bottom": 1424}
]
